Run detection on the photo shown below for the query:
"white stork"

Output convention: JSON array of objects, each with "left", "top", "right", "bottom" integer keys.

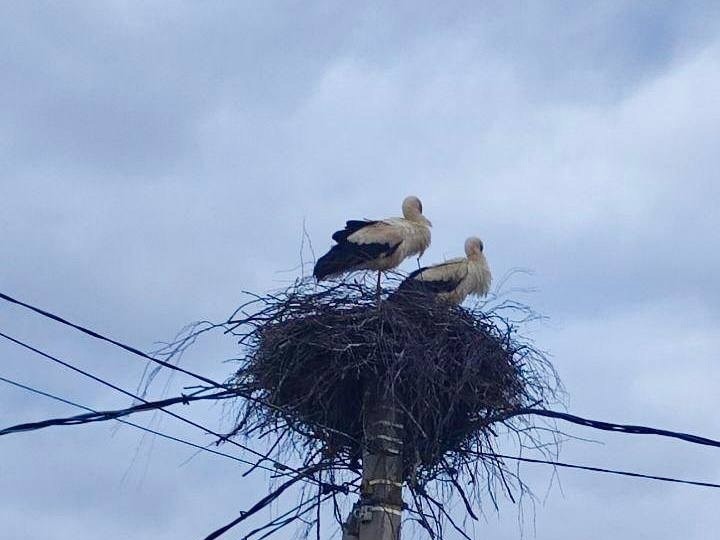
[
  {"left": 313, "top": 196, "right": 432, "bottom": 285},
  {"left": 397, "top": 236, "right": 491, "bottom": 304}
]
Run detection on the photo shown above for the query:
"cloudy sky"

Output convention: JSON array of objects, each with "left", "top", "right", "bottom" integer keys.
[{"left": 2, "top": 2, "right": 720, "bottom": 539}]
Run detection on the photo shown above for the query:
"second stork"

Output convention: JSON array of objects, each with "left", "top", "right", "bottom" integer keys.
[{"left": 397, "top": 236, "right": 491, "bottom": 304}]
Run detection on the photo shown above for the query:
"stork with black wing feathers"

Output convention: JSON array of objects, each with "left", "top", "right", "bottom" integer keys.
[
  {"left": 313, "top": 196, "right": 432, "bottom": 293},
  {"left": 397, "top": 236, "right": 491, "bottom": 305}
]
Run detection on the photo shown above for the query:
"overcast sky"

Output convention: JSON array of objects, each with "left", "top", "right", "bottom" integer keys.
[{"left": 2, "top": 2, "right": 720, "bottom": 539}]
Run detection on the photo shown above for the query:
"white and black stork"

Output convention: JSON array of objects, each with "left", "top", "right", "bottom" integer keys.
[
  {"left": 313, "top": 196, "right": 432, "bottom": 289},
  {"left": 397, "top": 236, "right": 491, "bottom": 304}
]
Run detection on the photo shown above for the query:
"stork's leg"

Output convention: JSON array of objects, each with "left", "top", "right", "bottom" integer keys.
[
  {"left": 416, "top": 255, "right": 421, "bottom": 269},
  {"left": 376, "top": 270, "right": 382, "bottom": 303}
]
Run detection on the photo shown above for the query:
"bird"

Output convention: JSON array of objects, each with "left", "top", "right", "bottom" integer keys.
[
  {"left": 313, "top": 196, "right": 432, "bottom": 288},
  {"left": 396, "top": 236, "right": 491, "bottom": 304}
]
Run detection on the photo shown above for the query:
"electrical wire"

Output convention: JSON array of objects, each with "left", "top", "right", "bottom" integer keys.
[
  {"left": 0, "top": 291, "right": 220, "bottom": 387},
  {"left": 6, "top": 290, "right": 720, "bottom": 493},
  {"left": 497, "top": 408, "right": 720, "bottom": 450},
  {"left": 0, "top": 374, "right": 269, "bottom": 468},
  {"left": 5, "top": 372, "right": 720, "bottom": 492},
  {"left": 0, "top": 292, "right": 360, "bottom": 446},
  {"left": 480, "top": 451, "right": 720, "bottom": 489},
  {"left": 0, "top": 386, "right": 234, "bottom": 435},
  {"left": 0, "top": 329, "right": 344, "bottom": 493}
]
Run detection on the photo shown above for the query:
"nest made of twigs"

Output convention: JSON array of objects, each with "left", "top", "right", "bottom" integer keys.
[{"left": 227, "top": 278, "right": 557, "bottom": 485}]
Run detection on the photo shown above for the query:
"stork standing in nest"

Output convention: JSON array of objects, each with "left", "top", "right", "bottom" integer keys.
[
  {"left": 313, "top": 196, "right": 432, "bottom": 295},
  {"left": 397, "top": 236, "right": 491, "bottom": 304}
]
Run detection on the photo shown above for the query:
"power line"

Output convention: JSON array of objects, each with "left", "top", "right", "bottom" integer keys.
[
  {"left": 0, "top": 382, "right": 334, "bottom": 486},
  {"left": 5, "top": 373, "right": 720, "bottom": 501},
  {"left": 0, "top": 330, "right": 247, "bottom": 451},
  {"left": 0, "top": 330, "right": 344, "bottom": 493},
  {"left": 0, "top": 375, "right": 264, "bottom": 467},
  {"left": 0, "top": 330, "right": 202, "bottom": 410},
  {"left": 5, "top": 291, "right": 719, "bottom": 452},
  {"left": 0, "top": 291, "right": 220, "bottom": 388},
  {"left": 9, "top": 374, "right": 720, "bottom": 540},
  {"left": 7, "top": 371, "right": 720, "bottom": 492},
  {"left": 0, "top": 374, "right": 348, "bottom": 493},
  {"left": 0, "top": 293, "right": 360, "bottom": 446},
  {"left": 7, "top": 290, "right": 720, "bottom": 493},
  {"left": 2, "top": 375, "right": 94, "bottom": 410},
  {"left": 482, "top": 452, "right": 720, "bottom": 490},
  {"left": 500, "top": 408, "right": 720, "bottom": 450},
  {"left": 2, "top": 373, "right": 351, "bottom": 540},
  {"left": 0, "top": 385, "right": 233, "bottom": 436}
]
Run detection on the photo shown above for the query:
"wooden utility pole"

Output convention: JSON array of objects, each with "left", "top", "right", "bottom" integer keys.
[{"left": 343, "top": 383, "right": 404, "bottom": 540}]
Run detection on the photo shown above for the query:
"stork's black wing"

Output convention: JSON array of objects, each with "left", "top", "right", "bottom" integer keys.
[
  {"left": 396, "top": 260, "right": 467, "bottom": 296},
  {"left": 331, "top": 220, "right": 378, "bottom": 243},
  {"left": 314, "top": 220, "right": 400, "bottom": 280}
]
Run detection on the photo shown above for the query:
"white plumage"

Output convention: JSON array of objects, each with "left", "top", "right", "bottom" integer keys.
[
  {"left": 397, "top": 237, "right": 491, "bottom": 304},
  {"left": 313, "top": 196, "right": 432, "bottom": 280}
]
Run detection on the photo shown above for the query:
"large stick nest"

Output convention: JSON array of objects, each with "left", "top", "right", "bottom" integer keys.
[{"left": 227, "top": 277, "right": 559, "bottom": 486}]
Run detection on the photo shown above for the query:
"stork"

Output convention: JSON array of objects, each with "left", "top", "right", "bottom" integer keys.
[
  {"left": 313, "top": 196, "right": 432, "bottom": 292},
  {"left": 397, "top": 236, "right": 491, "bottom": 304}
]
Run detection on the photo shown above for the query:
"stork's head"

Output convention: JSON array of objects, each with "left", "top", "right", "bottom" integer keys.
[
  {"left": 465, "top": 236, "right": 484, "bottom": 259},
  {"left": 402, "top": 195, "right": 431, "bottom": 226}
]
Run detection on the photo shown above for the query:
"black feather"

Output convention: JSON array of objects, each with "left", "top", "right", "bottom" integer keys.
[
  {"left": 396, "top": 265, "right": 462, "bottom": 296},
  {"left": 331, "top": 220, "right": 378, "bottom": 243},
  {"left": 313, "top": 239, "right": 400, "bottom": 280}
]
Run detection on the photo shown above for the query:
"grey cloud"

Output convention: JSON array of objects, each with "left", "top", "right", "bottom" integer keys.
[{"left": 3, "top": 2, "right": 717, "bottom": 180}]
